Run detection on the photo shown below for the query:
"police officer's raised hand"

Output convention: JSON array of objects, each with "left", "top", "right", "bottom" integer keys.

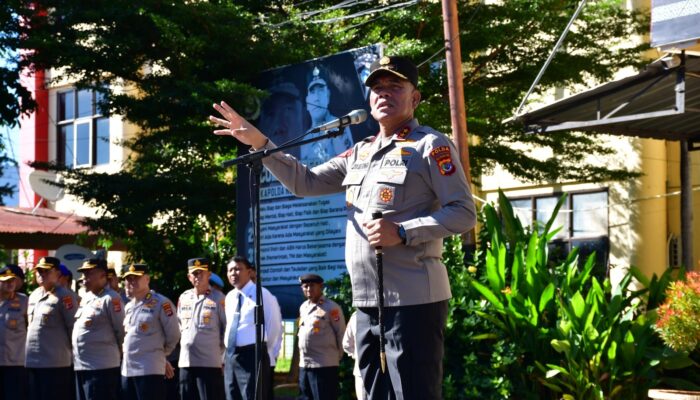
[
  {"left": 209, "top": 101, "right": 268, "bottom": 149},
  {"left": 364, "top": 218, "right": 402, "bottom": 247}
]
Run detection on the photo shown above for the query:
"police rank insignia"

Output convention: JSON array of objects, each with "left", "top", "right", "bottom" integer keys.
[
  {"left": 430, "top": 146, "right": 456, "bottom": 176},
  {"left": 396, "top": 126, "right": 411, "bottom": 139}
]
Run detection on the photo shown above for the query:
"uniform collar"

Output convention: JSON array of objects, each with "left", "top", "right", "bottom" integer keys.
[
  {"left": 308, "top": 295, "right": 325, "bottom": 307},
  {"left": 392, "top": 119, "right": 419, "bottom": 141},
  {"left": 238, "top": 280, "right": 255, "bottom": 298},
  {"left": 374, "top": 119, "right": 419, "bottom": 151}
]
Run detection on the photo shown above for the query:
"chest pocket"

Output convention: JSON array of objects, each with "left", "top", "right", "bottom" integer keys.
[
  {"left": 371, "top": 162, "right": 408, "bottom": 210},
  {"left": 4, "top": 313, "right": 20, "bottom": 330},
  {"left": 309, "top": 314, "right": 330, "bottom": 336},
  {"left": 342, "top": 167, "right": 367, "bottom": 209},
  {"left": 39, "top": 300, "right": 59, "bottom": 326},
  {"left": 197, "top": 309, "right": 214, "bottom": 329},
  {"left": 134, "top": 308, "right": 158, "bottom": 336},
  {"left": 79, "top": 302, "right": 103, "bottom": 330}
]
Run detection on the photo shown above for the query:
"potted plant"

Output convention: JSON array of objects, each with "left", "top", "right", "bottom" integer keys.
[{"left": 649, "top": 271, "right": 700, "bottom": 400}]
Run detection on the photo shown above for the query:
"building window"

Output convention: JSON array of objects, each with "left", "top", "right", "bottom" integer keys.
[
  {"left": 57, "top": 88, "right": 109, "bottom": 168},
  {"left": 509, "top": 190, "right": 609, "bottom": 277}
]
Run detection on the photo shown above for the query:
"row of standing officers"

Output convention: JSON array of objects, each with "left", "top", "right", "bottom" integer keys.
[{"left": 0, "top": 256, "right": 347, "bottom": 400}]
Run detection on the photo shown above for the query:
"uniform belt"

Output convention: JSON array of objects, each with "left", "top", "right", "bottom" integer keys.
[{"left": 235, "top": 342, "right": 267, "bottom": 352}]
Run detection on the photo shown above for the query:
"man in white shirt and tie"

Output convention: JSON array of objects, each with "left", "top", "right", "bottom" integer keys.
[{"left": 223, "top": 256, "right": 282, "bottom": 400}]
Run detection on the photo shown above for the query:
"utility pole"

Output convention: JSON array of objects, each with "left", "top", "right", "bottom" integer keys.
[{"left": 442, "top": 0, "right": 476, "bottom": 248}]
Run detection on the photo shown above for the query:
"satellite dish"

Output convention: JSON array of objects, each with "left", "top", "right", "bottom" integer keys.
[
  {"left": 29, "top": 170, "right": 64, "bottom": 202},
  {"left": 56, "top": 244, "right": 94, "bottom": 275}
]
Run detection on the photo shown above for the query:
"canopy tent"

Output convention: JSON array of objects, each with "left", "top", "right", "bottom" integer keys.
[{"left": 508, "top": 53, "right": 700, "bottom": 269}]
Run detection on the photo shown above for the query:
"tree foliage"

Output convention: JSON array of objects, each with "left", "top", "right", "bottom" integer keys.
[{"left": 0, "top": 0, "right": 648, "bottom": 278}]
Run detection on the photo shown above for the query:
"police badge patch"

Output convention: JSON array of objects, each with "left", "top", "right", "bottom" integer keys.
[
  {"left": 378, "top": 187, "right": 394, "bottom": 205},
  {"left": 62, "top": 295, "right": 74, "bottom": 310},
  {"left": 429, "top": 146, "right": 456, "bottom": 176}
]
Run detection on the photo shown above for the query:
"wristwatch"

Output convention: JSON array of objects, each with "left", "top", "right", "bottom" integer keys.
[{"left": 397, "top": 224, "right": 407, "bottom": 245}]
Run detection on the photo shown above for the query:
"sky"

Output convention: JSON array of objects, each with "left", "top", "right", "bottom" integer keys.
[
  {"left": 1, "top": 49, "right": 20, "bottom": 207},
  {"left": 1, "top": 125, "right": 20, "bottom": 207}
]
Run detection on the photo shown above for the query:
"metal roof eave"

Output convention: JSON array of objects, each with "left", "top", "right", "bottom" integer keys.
[{"left": 507, "top": 55, "right": 700, "bottom": 142}]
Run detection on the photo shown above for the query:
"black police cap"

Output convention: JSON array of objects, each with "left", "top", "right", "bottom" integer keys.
[
  {"left": 299, "top": 274, "right": 324, "bottom": 284},
  {"left": 121, "top": 263, "right": 148, "bottom": 278},
  {"left": 77, "top": 258, "right": 108, "bottom": 272},
  {"left": 364, "top": 56, "right": 418, "bottom": 88},
  {"left": 188, "top": 258, "right": 210, "bottom": 272},
  {"left": 35, "top": 256, "right": 61, "bottom": 270},
  {"left": 0, "top": 265, "right": 23, "bottom": 282}
]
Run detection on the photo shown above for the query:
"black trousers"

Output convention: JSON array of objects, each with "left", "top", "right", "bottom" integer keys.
[
  {"left": 298, "top": 367, "right": 339, "bottom": 400},
  {"left": 121, "top": 374, "right": 166, "bottom": 400},
  {"left": 0, "top": 366, "right": 28, "bottom": 400},
  {"left": 76, "top": 368, "right": 121, "bottom": 400},
  {"left": 223, "top": 344, "right": 270, "bottom": 400},
  {"left": 357, "top": 301, "right": 448, "bottom": 400},
  {"left": 179, "top": 367, "right": 224, "bottom": 400},
  {"left": 28, "top": 367, "right": 73, "bottom": 400}
]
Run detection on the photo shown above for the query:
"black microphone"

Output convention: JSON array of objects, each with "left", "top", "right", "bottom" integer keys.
[{"left": 308, "top": 109, "right": 368, "bottom": 133}]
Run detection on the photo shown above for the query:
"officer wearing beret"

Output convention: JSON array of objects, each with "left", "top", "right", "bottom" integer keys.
[
  {"left": 0, "top": 265, "right": 29, "bottom": 399},
  {"left": 26, "top": 256, "right": 80, "bottom": 400},
  {"left": 211, "top": 55, "right": 476, "bottom": 400},
  {"left": 121, "top": 263, "right": 181, "bottom": 400},
  {"left": 223, "top": 256, "right": 282, "bottom": 400},
  {"left": 297, "top": 274, "right": 345, "bottom": 400},
  {"left": 177, "top": 258, "right": 226, "bottom": 400},
  {"left": 72, "top": 258, "right": 125, "bottom": 400}
]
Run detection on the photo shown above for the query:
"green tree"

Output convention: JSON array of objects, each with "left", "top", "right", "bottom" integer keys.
[{"left": 0, "top": 0, "right": 647, "bottom": 288}]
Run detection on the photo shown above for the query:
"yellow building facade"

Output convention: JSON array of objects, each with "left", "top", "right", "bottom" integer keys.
[{"left": 478, "top": 0, "right": 700, "bottom": 280}]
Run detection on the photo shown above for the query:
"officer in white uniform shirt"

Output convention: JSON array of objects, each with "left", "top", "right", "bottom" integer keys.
[
  {"left": 26, "top": 256, "right": 79, "bottom": 400},
  {"left": 223, "top": 256, "right": 282, "bottom": 400},
  {"left": 177, "top": 258, "right": 226, "bottom": 400},
  {"left": 0, "top": 265, "right": 29, "bottom": 400},
  {"left": 121, "top": 263, "right": 180, "bottom": 400},
  {"left": 73, "top": 258, "right": 125, "bottom": 400}
]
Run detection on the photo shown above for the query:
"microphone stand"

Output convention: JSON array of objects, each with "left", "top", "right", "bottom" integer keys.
[{"left": 221, "top": 127, "right": 344, "bottom": 400}]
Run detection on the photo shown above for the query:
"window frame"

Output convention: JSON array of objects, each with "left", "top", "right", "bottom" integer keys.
[
  {"left": 508, "top": 189, "right": 610, "bottom": 275},
  {"left": 57, "top": 88, "right": 110, "bottom": 168}
]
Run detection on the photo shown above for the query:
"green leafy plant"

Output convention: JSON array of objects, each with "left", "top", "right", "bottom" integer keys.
[
  {"left": 464, "top": 189, "right": 677, "bottom": 399},
  {"left": 655, "top": 271, "right": 700, "bottom": 353}
]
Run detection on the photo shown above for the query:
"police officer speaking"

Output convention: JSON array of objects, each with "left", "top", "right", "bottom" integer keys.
[
  {"left": 26, "top": 256, "right": 80, "bottom": 400},
  {"left": 210, "top": 55, "right": 477, "bottom": 400},
  {"left": 73, "top": 258, "right": 125, "bottom": 400},
  {"left": 297, "top": 274, "right": 345, "bottom": 400},
  {"left": 121, "top": 263, "right": 181, "bottom": 400},
  {"left": 177, "top": 258, "right": 227, "bottom": 400}
]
